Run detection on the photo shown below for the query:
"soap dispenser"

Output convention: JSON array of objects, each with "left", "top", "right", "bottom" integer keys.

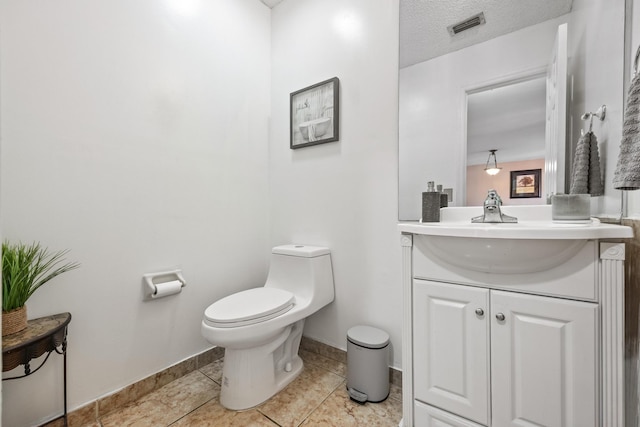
[{"left": 422, "top": 181, "right": 441, "bottom": 222}]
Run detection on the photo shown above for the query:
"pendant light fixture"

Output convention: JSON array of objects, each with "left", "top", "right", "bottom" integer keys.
[{"left": 484, "top": 149, "right": 501, "bottom": 175}]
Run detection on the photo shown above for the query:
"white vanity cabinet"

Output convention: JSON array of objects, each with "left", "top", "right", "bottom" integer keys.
[
  {"left": 399, "top": 222, "right": 631, "bottom": 427},
  {"left": 413, "top": 279, "right": 597, "bottom": 427},
  {"left": 489, "top": 290, "right": 597, "bottom": 427},
  {"left": 413, "top": 281, "right": 490, "bottom": 425}
]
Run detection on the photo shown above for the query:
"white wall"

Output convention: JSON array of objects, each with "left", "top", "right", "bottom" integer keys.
[
  {"left": 270, "top": 0, "right": 402, "bottom": 367},
  {"left": 399, "top": 17, "right": 566, "bottom": 219},
  {"left": 567, "top": 0, "right": 627, "bottom": 217},
  {"left": 0, "top": 1, "right": 271, "bottom": 425}
]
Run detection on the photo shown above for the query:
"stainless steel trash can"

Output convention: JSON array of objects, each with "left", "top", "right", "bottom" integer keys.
[{"left": 346, "top": 325, "right": 390, "bottom": 403}]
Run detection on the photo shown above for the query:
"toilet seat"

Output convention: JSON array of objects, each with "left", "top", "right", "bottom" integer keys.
[{"left": 204, "top": 287, "right": 295, "bottom": 328}]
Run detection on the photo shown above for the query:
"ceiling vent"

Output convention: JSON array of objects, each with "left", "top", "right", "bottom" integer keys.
[{"left": 447, "top": 12, "right": 486, "bottom": 36}]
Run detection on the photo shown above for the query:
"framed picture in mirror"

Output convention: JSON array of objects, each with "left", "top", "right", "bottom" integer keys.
[
  {"left": 510, "top": 169, "right": 541, "bottom": 198},
  {"left": 290, "top": 77, "right": 339, "bottom": 149}
]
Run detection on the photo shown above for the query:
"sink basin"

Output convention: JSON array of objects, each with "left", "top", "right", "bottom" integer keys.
[
  {"left": 419, "top": 235, "right": 588, "bottom": 273},
  {"left": 398, "top": 205, "right": 633, "bottom": 273}
]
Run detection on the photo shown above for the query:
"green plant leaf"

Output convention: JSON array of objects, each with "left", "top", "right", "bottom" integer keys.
[{"left": 2, "top": 241, "right": 80, "bottom": 312}]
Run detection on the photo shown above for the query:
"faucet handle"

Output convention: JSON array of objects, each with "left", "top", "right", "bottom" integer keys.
[{"left": 486, "top": 189, "right": 502, "bottom": 205}]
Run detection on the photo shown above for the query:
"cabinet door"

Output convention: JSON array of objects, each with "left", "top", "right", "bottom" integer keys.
[
  {"left": 491, "top": 290, "right": 597, "bottom": 427},
  {"left": 413, "top": 280, "right": 490, "bottom": 425},
  {"left": 414, "top": 401, "right": 486, "bottom": 427}
]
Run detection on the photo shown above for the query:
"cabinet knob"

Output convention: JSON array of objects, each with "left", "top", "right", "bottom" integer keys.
[
  {"left": 475, "top": 308, "right": 484, "bottom": 316},
  {"left": 496, "top": 313, "right": 506, "bottom": 321}
]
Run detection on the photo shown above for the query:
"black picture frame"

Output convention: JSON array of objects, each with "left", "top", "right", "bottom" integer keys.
[
  {"left": 290, "top": 77, "right": 339, "bottom": 149},
  {"left": 510, "top": 169, "right": 541, "bottom": 198}
]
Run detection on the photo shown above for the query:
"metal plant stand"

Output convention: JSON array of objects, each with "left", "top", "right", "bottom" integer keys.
[{"left": 3, "top": 313, "right": 72, "bottom": 426}]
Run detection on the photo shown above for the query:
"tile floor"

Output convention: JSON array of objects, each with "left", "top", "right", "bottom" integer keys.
[{"left": 57, "top": 349, "right": 402, "bottom": 427}]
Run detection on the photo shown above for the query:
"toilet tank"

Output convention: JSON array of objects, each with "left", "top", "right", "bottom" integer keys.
[{"left": 265, "top": 245, "right": 334, "bottom": 309}]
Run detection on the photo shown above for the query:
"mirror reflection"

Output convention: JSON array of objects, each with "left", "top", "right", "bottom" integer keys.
[
  {"left": 466, "top": 75, "right": 546, "bottom": 205},
  {"left": 399, "top": 0, "right": 576, "bottom": 220}
]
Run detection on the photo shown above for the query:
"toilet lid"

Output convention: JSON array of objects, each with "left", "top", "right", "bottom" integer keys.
[{"left": 204, "top": 287, "right": 295, "bottom": 327}]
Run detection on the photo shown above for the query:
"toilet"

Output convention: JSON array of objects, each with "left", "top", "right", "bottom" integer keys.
[{"left": 201, "top": 244, "right": 335, "bottom": 410}]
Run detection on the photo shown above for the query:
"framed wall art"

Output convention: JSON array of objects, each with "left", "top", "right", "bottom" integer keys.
[
  {"left": 510, "top": 169, "right": 541, "bottom": 198},
  {"left": 290, "top": 77, "right": 339, "bottom": 149}
]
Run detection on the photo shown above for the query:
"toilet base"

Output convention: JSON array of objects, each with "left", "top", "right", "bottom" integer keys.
[{"left": 219, "top": 319, "right": 305, "bottom": 410}]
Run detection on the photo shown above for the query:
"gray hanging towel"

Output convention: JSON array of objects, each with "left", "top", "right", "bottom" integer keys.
[
  {"left": 570, "top": 131, "right": 604, "bottom": 196},
  {"left": 613, "top": 73, "right": 640, "bottom": 190},
  {"left": 588, "top": 132, "right": 604, "bottom": 196}
]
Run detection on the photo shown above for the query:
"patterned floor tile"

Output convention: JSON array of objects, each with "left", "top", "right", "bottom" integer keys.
[
  {"left": 99, "top": 371, "right": 218, "bottom": 427},
  {"left": 47, "top": 347, "right": 403, "bottom": 427},
  {"left": 257, "top": 363, "right": 344, "bottom": 427},
  {"left": 299, "top": 349, "right": 347, "bottom": 378},
  {"left": 199, "top": 358, "right": 224, "bottom": 385},
  {"left": 300, "top": 380, "right": 403, "bottom": 427},
  {"left": 170, "top": 399, "right": 278, "bottom": 427}
]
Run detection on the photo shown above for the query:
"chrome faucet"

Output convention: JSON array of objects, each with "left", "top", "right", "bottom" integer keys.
[{"left": 471, "top": 189, "right": 517, "bottom": 223}]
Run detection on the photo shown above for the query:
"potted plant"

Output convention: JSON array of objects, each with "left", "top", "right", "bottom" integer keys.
[{"left": 2, "top": 241, "right": 79, "bottom": 336}]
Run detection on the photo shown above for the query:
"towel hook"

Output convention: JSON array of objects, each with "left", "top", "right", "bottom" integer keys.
[{"left": 581, "top": 105, "right": 606, "bottom": 134}]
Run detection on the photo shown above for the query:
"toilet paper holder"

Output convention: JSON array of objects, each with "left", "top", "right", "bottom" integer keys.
[{"left": 143, "top": 269, "right": 186, "bottom": 298}]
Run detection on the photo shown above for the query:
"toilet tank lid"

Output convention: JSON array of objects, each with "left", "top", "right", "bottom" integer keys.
[{"left": 272, "top": 245, "right": 330, "bottom": 258}]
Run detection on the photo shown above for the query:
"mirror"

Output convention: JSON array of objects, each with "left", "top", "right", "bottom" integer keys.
[
  {"left": 398, "top": 1, "right": 594, "bottom": 220},
  {"left": 466, "top": 75, "right": 547, "bottom": 206}
]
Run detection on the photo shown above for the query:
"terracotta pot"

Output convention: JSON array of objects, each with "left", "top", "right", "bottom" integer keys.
[{"left": 2, "top": 305, "right": 27, "bottom": 336}]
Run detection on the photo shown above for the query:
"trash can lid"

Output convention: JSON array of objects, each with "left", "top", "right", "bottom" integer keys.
[{"left": 347, "top": 325, "right": 390, "bottom": 349}]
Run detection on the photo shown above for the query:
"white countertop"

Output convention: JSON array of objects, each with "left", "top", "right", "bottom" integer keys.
[{"left": 398, "top": 206, "right": 633, "bottom": 240}]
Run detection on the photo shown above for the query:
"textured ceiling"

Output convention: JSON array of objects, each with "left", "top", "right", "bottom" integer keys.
[
  {"left": 400, "top": 0, "right": 573, "bottom": 68},
  {"left": 260, "top": 1, "right": 573, "bottom": 69}
]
